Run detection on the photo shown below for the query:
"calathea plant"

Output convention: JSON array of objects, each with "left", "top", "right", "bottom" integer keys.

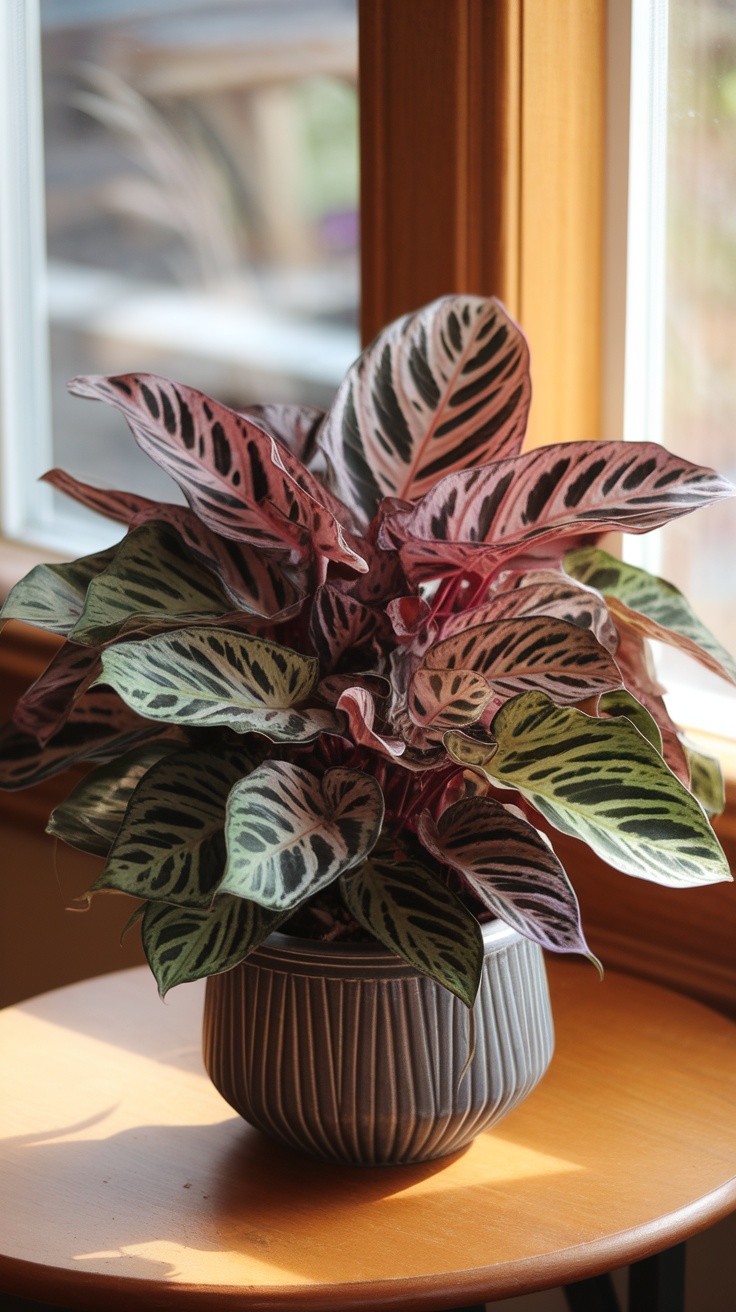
[{"left": 1, "top": 294, "right": 733, "bottom": 1006}]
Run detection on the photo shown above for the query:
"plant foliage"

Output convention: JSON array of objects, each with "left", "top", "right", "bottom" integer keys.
[{"left": 2, "top": 294, "right": 733, "bottom": 1001}]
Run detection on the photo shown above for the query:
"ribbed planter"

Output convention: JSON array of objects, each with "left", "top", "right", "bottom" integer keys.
[{"left": 202, "top": 919, "right": 554, "bottom": 1165}]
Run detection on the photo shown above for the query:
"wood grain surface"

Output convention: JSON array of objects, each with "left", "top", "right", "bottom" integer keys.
[{"left": 0, "top": 962, "right": 734, "bottom": 1311}]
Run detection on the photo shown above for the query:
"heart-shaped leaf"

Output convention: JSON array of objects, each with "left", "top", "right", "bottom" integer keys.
[
  {"left": 381, "top": 442, "right": 734, "bottom": 581},
  {"left": 420, "top": 615, "right": 622, "bottom": 705},
  {"left": 319, "top": 294, "right": 531, "bottom": 523},
  {"left": 565, "top": 546, "right": 736, "bottom": 685},
  {"left": 0, "top": 545, "right": 117, "bottom": 635},
  {"left": 440, "top": 573, "right": 618, "bottom": 653},
  {"left": 221, "top": 762, "right": 384, "bottom": 910},
  {"left": 142, "top": 895, "right": 287, "bottom": 997},
  {"left": 340, "top": 837, "right": 484, "bottom": 1007},
  {"left": 409, "top": 668, "right": 493, "bottom": 729},
  {"left": 70, "top": 521, "right": 236, "bottom": 645},
  {"left": 43, "top": 469, "right": 303, "bottom": 619},
  {"left": 418, "top": 798, "right": 595, "bottom": 961},
  {"left": 96, "top": 627, "right": 341, "bottom": 741},
  {"left": 47, "top": 742, "right": 181, "bottom": 856},
  {"left": 446, "top": 691, "right": 731, "bottom": 887},
  {"left": 68, "top": 374, "right": 366, "bottom": 572},
  {"left": 92, "top": 750, "right": 247, "bottom": 906}
]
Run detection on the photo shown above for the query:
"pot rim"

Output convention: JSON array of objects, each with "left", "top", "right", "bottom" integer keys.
[{"left": 239, "top": 916, "right": 522, "bottom": 980}]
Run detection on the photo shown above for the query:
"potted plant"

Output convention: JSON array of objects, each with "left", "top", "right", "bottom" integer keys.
[{"left": 1, "top": 294, "right": 733, "bottom": 1164}]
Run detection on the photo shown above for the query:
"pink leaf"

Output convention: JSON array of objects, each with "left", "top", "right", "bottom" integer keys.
[
  {"left": 336, "top": 687, "right": 405, "bottom": 758},
  {"left": 440, "top": 573, "right": 619, "bottom": 653},
  {"left": 12, "top": 642, "right": 99, "bottom": 744}
]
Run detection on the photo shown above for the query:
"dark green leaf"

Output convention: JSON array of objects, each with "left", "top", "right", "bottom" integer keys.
[
  {"left": 142, "top": 895, "right": 286, "bottom": 997},
  {"left": 47, "top": 741, "right": 181, "bottom": 856}
]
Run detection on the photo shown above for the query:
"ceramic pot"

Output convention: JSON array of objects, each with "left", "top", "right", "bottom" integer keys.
[{"left": 202, "top": 919, "right": 554, "bottom": 1165}]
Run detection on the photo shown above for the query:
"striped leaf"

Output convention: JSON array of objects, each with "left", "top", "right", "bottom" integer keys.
[
  {"left": 221, "top": 762, "right": 384, "bottom": 910},
  {"left": 12, "top": 642, "right": 99, "bottom": 744},
  {"left": 683, "top": 741, "right": 725, "bottom": 818},
  {"left": 598, "top": 689, "right": 663, "bottom": 754},
  {"left": 440, "top": 574, "right": 618, "bottom": 653},
  {"left": 70, "top": 521, "right": 236, "bottom": 645},
  {"left": 0, "top": 688, "right": 181, "bottom": 790},
  {"left": 418, "top": 798, "right": 595, "bottom": 960},
  {"left": 409, "top": 669, "right": 493, "bottom": 729},
  {"left": 309, "top": 584, "right": 387, "bottom": 674},
  {"left": 0, "top": 545, "right": 117, "bottom": 635},
  {"left": 319, "top": 295, "right": 531, "bottom": 523},
  {"left": 613, "top": 628, "right": 690, "bottom": 785},
  {"left": 419, "top": 616, "right": 622, "bottom": 706},
  {"left": 381, "top": 442, "right": 734, "bottom": 581},
  {"left": 68, "top": 374, "right": 366, "bottom": 573},
  {"left": 446, "top": 691, "right": 731, "bottom": 888},
  {"left": 565, "top": 546, "right": 736, "bottom": 685},
  {"left": 43, "top": 470, "right": 303, "bottom": 619},
  {"left": 142, "top": 895, "right": 286, "bottom": 997},
  {"left": 47, "top": 742, "right": 181, "bottom": 857},
  {"left": 240, "top": 403, "right": 324, "bottom": 464},
  {"left": 96, "top": 627, "right": 340, "bottom": 741},
  {"left": 92, "top": 750, "right": 245, "bottom": 906},
  {"left": 340, "top": 838, "right": 484, "bottom": 1007}
]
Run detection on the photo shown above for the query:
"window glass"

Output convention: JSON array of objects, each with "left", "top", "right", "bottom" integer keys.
[
  {"left": 658, "top": 0, "right": 736, "bottom": 705},
  {"left": 41, "top": 0, "right": 359, "bottom": 512}
]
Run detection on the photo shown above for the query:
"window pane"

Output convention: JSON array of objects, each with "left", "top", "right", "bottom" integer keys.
[
  {"left": 660, "top": 1, "right": 736, "bottom": 677},
  {"left": 41, "top": 0, "right": 359, "bottom": 515}
]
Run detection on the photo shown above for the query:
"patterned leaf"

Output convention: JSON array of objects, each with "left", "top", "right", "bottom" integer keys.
[
  {"left": 380, "top": 442, "right": 734, "bottom": 581},
  {"left": 409, "top": 668, "right": 493, "bottom": 729},
  {"left": 340, "top": 837, "right": 484, "bottom": 1007},
  {"left": 565, "top": 546, "right": 736, "bottom": 686},
  {"left": 447, "top": 691, "right": 731, "bottom": 887},
  {"left": 598, "top": 689, "right": 663, "bottom": 754},
  {"left": 418, "top": 798, "right": 594, "bottom": 960},
  {"left": 683, "top": 741, "right": 725, "bottom": 818},
  {"left": 440, "top": 573, "right": 618, "bottom": 653},
  {"left": 142, "top": 895, "right": 287, "bottom": 997},
  {"left": 0, "top": 546, "right": 117, "bottom": 635},
  {"left": 319, "top": 294, "right": 531, "bottom": 523},
  {"left": 0, "top": 688, "right": 181, "bottom": 790},
  {"left": 309, "top": 584, "right": 387, "bottom": 674},
  {"left": 240, "top": 403, "right": 324, "bottom": 464},
  {"left": 43, "top": 470, "right": 303, "bottom": 619},
  {"left": 12, "top": 642, "right": 99, "bottom": 744},
  {"left": 335, "top": 686, "right": 405, "bottom": 757},
  {"left": 419, "top": 616, "right": 622, "bottom": 706},
  {"left": 613, "top": 628, "right": 690, "bottom": 785},
  {"left": 221, "top": 762, "right": 384, "bottom": 910},
  {"left": 69, "top": 521, "right": 236, "bottom": 645},
  {"left": 96, "top": 627, "right": 341, "bottom": 741},
  {"left": 47, "top": 742, "right": 181, "bottom": 856},
  {"left": 67, "top": 374, "right": 367, "bottom": 572},
  {"left": 92, "top": 750, "right": 245, "bottom": 906}
]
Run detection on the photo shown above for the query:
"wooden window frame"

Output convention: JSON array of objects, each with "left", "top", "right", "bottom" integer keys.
[{"left": 1, "top": 0, "right": 734, "bottom": 1013}]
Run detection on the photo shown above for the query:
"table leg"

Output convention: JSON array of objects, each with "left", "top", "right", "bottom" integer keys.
[
  {"left": 563, "top": 1273, "right": 620, "bottom": 1312},
  {"left": 628, "top": 1243, "right": 686, "bottom": 1312}
]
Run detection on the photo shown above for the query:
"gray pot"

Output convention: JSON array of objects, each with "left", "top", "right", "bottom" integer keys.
[{"left": 202, "top": 919, "right": 554, "bottom": 1165}]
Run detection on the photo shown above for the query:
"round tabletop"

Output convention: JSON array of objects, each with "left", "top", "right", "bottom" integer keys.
[{"left": 0, "top": 961, "right": 734, "bottom": 1311}]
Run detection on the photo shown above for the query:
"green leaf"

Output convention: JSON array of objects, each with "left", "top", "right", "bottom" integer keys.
[
  {"left": 446, "top": 691, "right": 732, "bottom": 888},
  {"left": 221, "top": 762, "right": 384, "bottom": 910},
  {"left": 69, "top": 521, "right": 236, "bottom": 645},
  {"left": 47, "top": 741, "right": 181, "bottom": 857},
  {"left": 598, "top": 689, "right": 663, "bottom": 754},
  {"left": 0, "top": 545, "right": 117, "bottom": 635},
  {"left": 91, "top": 750, "right": 249, "bottom": 906},
  {"left": 95, "top": 627, "right": 340, "bottom": 741},
  {"left": 683, "top": 741, "right": 726, "bottom": 818},
  {"left": 142, "top": 895, "right": 287, "bottom": 997},
  {"left": 340, "top": 837, "right": 484, "bottom": 1007},
  {"left": 564, "top": 546, "right": 736, "bottom": 686}
]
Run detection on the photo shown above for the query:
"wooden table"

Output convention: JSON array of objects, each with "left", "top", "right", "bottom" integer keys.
[{"left": 0, "top": 962, "right": 734, "bottom": 1311}]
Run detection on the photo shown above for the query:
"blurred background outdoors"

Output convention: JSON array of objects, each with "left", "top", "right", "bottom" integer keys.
[{"left": 41, "top": 0, "right": 359, "bottom": 512}]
